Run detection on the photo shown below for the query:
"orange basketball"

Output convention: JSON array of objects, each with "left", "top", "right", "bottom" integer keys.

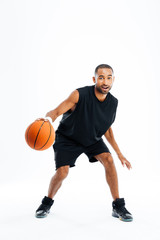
[{"left": 25, "top": 119, "right": 55, "bottom": 150}]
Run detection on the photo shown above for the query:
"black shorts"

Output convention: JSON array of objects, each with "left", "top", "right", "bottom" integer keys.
[{"left": 53, "top": 132, "right": 111, "bottom": 170}]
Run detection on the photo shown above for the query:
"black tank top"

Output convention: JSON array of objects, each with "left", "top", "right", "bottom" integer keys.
[{"left": 56, "top": 84, "right": 118, "bottom": 147}]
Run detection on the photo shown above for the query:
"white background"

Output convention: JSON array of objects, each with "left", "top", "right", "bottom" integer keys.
[{"left": 0, "top": 0, "right": 160, "bottom": 239}]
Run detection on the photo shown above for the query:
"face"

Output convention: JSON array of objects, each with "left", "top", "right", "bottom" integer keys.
[{"left": 93, "top": 68, "right": 115, "bottom": 94}]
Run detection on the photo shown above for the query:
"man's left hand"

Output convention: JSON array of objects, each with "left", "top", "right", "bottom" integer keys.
[{"left": 118, "top": 153, "right": 132, "bottom": 170}]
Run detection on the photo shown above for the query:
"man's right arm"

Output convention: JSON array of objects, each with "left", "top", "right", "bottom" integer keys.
[{"left": 45, "top": 89, "right": 79, "bottom": 122}]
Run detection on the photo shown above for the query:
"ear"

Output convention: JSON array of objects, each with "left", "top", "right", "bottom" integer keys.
[
  {"left": 93, "top": 76, "right": 96, "bottom": 84},
  {"left": 113, "top": 76, "right": 115, "bottom": 83}
]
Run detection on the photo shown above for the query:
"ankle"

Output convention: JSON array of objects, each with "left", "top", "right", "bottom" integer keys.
[
  {"left": 42, "top": 196, "right": 54, "bottom": 206},
  {"left": 113, "top": 196, "right": 120, "bottom": 201}
]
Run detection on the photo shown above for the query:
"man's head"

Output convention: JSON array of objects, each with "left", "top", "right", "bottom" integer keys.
[{"left": 93, "top": 64, "right": 115, "bottom": 94}]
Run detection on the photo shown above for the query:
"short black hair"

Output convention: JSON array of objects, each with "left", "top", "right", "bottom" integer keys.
[{"left": 95, "top": 64, "right": 114, "bottom": 76}]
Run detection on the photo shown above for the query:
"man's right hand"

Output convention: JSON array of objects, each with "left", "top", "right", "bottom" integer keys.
[{"left": 35, "top": 117, "right": 52, "bottom": 124}]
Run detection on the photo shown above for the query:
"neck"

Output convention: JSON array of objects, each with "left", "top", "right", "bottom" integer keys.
[{"left": 94, "top": 85, "right": 108, "bottom": 102}]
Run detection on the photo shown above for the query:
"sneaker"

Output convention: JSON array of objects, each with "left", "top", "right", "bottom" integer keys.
[
  {"left": 112, "top": 198, "right": 133, "bottom": 222},
  {"left": 35, "top": 196, "right": 54, "bottom": 218}
]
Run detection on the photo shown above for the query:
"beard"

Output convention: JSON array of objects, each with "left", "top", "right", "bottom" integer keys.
[{"left": 96, "top": 85, "right": 111, "bottom": 94}]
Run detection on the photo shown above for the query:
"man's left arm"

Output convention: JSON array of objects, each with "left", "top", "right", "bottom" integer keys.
[{"left": 104, "top": 127, "right": 132, "bottom": 170}]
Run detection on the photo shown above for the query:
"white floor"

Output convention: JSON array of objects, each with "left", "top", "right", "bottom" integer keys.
[
  {"left": 1, "top": 195, "right": 160, "bottom": 240},
  {"left": 1, "top": 166, "right": 160, "bottom": 240}
]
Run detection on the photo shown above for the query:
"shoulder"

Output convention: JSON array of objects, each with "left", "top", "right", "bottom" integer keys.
[
  {"left": 109, "top": 92, "right": 118, "bottom": 106},
  {"left": 76, "top": 85, "right": 90, "bottom": 92},
  {"left": 76, "top": 85, "right": 91, "bottom": 97},
  {"left": 68, "top": 86, "right": 90, "bottom": 105},
  {"left": 67, "top": 89, "right": 79, "bottom": 104}
]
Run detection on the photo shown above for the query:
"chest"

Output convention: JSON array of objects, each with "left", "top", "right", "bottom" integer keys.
[{"left": 81, "top": 100, "right": 114, "bottom": 126}]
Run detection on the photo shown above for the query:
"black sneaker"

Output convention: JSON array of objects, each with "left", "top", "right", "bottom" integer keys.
[
  {"left": 112, "top": 198, "right": 133, "bottom": 222},
  {"left": 35, "top": 196, "right": 54, "bottom": 218}
]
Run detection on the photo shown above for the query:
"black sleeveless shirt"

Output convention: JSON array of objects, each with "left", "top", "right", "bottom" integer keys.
[{"left": 56, "top": 84, "right": 118, "bottom": 147}]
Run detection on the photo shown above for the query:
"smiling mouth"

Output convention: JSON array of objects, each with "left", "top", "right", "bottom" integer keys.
[{"left": 102, "top": 86, "right": 109, "bottom": 89}]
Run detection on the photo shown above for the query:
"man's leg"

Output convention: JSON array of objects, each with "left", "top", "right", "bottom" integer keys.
[
  {"left": 94, "top": 152, "right": 119, "bottom": 200},
  {"left": 48, "top": 165, "right": 69, "bottom": 199},
  {"left": 35, "top": 165, "right": 69, "bottom": 218},
  {"left": 94, "top": 152, "right": 133, "bottom": 221}
]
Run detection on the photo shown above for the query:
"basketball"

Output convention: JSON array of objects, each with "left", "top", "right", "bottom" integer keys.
[{"left": 25, "top": 119, "right": 55, "bottom": 150}]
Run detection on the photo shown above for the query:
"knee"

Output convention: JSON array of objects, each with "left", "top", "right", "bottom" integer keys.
[
  {"left": 56, "top": 166, "right": 69, "bottom": 180},
  {"left": 102, "top": 153, "right": 114, "bottom": 166}
]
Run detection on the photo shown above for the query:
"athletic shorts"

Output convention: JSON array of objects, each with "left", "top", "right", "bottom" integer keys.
[{"left": 53, "top": 131, "right": 111, "bottom": 170}]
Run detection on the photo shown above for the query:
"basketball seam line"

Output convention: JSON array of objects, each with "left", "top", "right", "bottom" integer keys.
[
  {"left": 37, "top": 121, "right": 52, "bottom": 150},
  {"left": 34, "top": 121, "right": 45, "bottom": 149}
]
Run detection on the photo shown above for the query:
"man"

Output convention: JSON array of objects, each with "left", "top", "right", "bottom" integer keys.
[{"left": 35, "top": 64, "right": 133, "bottom": 222}]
